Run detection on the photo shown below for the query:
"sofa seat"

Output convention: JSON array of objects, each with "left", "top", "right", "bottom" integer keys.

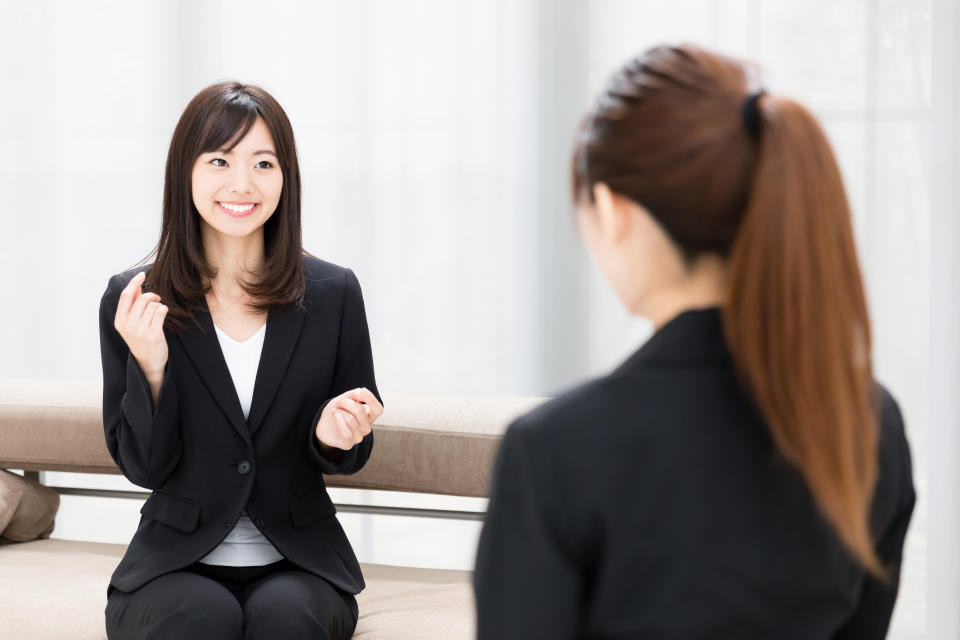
[{"left": 0, "top": 538, "right": 475, "bottom": 639}]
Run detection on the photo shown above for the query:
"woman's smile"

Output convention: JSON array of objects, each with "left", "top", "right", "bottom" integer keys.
[
  {"left": 191, "top": 117, "right": 282, "bottom": 236},
  {"left": 217, "top": 201, "right": 259, "bottom": 218}
]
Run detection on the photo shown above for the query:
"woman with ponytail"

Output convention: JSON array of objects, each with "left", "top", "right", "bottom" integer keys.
[{"left": 474, "top": 44, "right": 915, "bottom": 638}]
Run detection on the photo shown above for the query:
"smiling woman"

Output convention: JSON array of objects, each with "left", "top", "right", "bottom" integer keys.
[{"left": 98, "top": 81, "right": 383, "bottom": 640}]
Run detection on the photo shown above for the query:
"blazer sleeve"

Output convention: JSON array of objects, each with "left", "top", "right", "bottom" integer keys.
[
  {"left": 834, "top": 390, "right": 917, "bottom": 638},
  {"left": 473, "top": 419, "right": 583, "bottom": 639},
  {"left": 99, "top": 274, "right": 182, "bottom": 490},
  {"left": 306, "top": 268, "right": 379, "bottom": 475}
]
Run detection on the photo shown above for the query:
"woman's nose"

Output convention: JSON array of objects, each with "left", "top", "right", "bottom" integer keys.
[{"left": 227, "top": 167, "right": 254, "bottom": 194}]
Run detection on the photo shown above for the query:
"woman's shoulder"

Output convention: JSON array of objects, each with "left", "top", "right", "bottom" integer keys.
[
  {"left": 876, "top": 383, "right": 907, "bottom": 443},
  {"left": 497, "top": 374, "right": 670, "bottom": 511},
  {"left": 302, "top": 254, "right": 347, "bottom": 281},
  {"left": 102, "top": 264, "right": 153, "bottom": 298},
  {"left": 301, "top": 255, "right": 364, "bottom": 302},
  {"left": 507, "top": 373, "right": 655, "bottom": 450},
  {"left": 112, "top": 263, "right": 152, "bottom": 281},
  {"left": 874, "top": 382, "right": 915, "bottom": 506}
]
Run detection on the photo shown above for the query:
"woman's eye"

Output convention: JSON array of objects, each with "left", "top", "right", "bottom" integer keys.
[
  {"left": 210, "top": 158, "right": 227, "bottom": 167},
  {"left": 256, "top": 160, "right": 274, "bottom": 169}
]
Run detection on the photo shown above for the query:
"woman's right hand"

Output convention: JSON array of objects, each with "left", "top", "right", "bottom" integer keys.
[{"left": 114, "top": 271, "right": 169, "bottom": 379}]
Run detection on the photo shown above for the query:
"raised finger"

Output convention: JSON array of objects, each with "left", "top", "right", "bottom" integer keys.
[{"left": 116, "top": 272, "right": 146, "bottom": 322}]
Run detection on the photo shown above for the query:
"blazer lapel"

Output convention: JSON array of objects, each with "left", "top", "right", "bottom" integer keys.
[
  {"left": 247, "top": 303, "right": 305, "bottom": 436},
  {"left": 174, "top": 302, "right": 251, "bottom": 443},
  {"left": 175, "top": 299, "right": 306, "bottom": 440}
]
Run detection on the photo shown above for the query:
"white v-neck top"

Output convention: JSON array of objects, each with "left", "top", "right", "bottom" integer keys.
[
  {"left": 199, "top": 321, "right": 284, "bottom": 567},
  {"left": 212, "top": 322, "right": 267, "bottom": 420}
]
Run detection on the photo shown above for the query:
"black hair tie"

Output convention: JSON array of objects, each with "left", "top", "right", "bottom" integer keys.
[{"left": 742, "top": 90, "right": 766, "bottom": 138}]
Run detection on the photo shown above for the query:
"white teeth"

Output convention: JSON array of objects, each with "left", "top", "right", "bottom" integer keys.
[{"left": 220, "top": 202, "right": 255, "bottom": 213}]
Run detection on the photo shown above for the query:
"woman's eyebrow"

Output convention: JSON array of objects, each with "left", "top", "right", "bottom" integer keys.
[{"left": 212, "top": 148, "right": 277, "bottom": 157}]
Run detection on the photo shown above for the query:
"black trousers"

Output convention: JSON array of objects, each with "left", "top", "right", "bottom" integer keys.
[{"left": 104, "top": 558, "right": 358, "bottom": 640}]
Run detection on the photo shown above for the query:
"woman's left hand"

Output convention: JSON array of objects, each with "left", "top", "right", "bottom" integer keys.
[{"left": 315, "top": 387, "right": 383, "bottom": 451}]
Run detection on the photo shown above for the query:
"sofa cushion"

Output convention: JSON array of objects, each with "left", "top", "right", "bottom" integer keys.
[
  {"left": 0, "top": 538, "right": 475, "bottom": 639},
  {"left": 355, "top": 562, "right": 475, "bottom": 638},
  {"left": 0, "top": 470, "right": 60, "bottom": 541}
]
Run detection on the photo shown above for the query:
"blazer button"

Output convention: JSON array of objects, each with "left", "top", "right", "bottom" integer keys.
[
  {"left": 237, "top": 460, "right": 252, "bottom": 475},
  {"left": 255, "top": 518, "right": 265, "bottom": 527}
]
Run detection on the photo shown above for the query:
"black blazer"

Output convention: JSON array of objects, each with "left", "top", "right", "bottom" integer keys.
[
  {"left": 98, "top": 255, "right": 378, "bottom": 596},
  {"left": 474, "top": 308, "right": 915, "bottom": 639}
]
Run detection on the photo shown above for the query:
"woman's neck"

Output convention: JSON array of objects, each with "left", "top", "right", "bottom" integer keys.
[
  {"left": 201, "top": 225, "right": 265, "bottom": 305},
  {"left": 641, "top": 254, "right": 727, "bottom": 330}
]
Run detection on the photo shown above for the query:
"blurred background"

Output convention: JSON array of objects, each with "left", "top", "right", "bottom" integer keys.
[{"left": 1, "top": 0, "right": 957, "bottom": 637}]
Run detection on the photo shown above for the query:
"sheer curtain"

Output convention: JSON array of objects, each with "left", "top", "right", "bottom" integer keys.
[
  {"left": 1, "top": 0, "right": 955, "bottom": 635},
  {"left": 0, "top": 0, "right": 548, "bottom": 395}
]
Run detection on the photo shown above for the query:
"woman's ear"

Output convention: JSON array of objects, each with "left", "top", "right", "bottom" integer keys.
[{"left": 592, "top": 183, "right": 632, "bottom": 244}]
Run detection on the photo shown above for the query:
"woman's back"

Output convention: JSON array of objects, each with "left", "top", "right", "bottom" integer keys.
[{"left": 474, "top": 308, "right": 914, "bottom": 639}]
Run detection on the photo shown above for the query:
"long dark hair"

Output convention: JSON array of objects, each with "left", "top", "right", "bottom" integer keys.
[
  {"left": 134, "top": 80, "right": 309, "bottom": 332},
  {"left": 572, "top": 45, "right": 883, "bottom": 576}
]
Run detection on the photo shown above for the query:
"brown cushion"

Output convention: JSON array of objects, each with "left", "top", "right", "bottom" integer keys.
[
  {"left": 0, "top": 538, "right": 475, "bottom": 639},
  {"left": 0, "top": 470, "right": 60, "bottom": 542}
]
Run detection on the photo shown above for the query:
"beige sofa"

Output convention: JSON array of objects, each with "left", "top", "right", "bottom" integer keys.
[{"left": 0, "top": 380, "right": 543, "bottom": 639}]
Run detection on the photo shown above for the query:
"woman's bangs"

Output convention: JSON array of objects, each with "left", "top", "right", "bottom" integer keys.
[{"left": 196, "top": 95, "right": 260, "bottom": 155}]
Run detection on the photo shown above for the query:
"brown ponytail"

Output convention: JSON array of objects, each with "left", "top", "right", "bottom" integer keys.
[
  {"left": 572, "top": 44, "right": 883, "bottom": 576},
  {"left": 723, "top": 95, "right": 882, "bottom": 576}
]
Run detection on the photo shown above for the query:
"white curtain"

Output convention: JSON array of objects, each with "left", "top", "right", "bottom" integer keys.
[{"left": 1, "top": 1, "right": 954, "bottom": 635}]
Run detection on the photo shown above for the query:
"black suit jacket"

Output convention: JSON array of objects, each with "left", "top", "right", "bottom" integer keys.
[
  {"left": 98, "top": 255, "right": 378, "bottom": 596},
  {"left": 474, "top": 308, "right": 915, "bottom": 639}
]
